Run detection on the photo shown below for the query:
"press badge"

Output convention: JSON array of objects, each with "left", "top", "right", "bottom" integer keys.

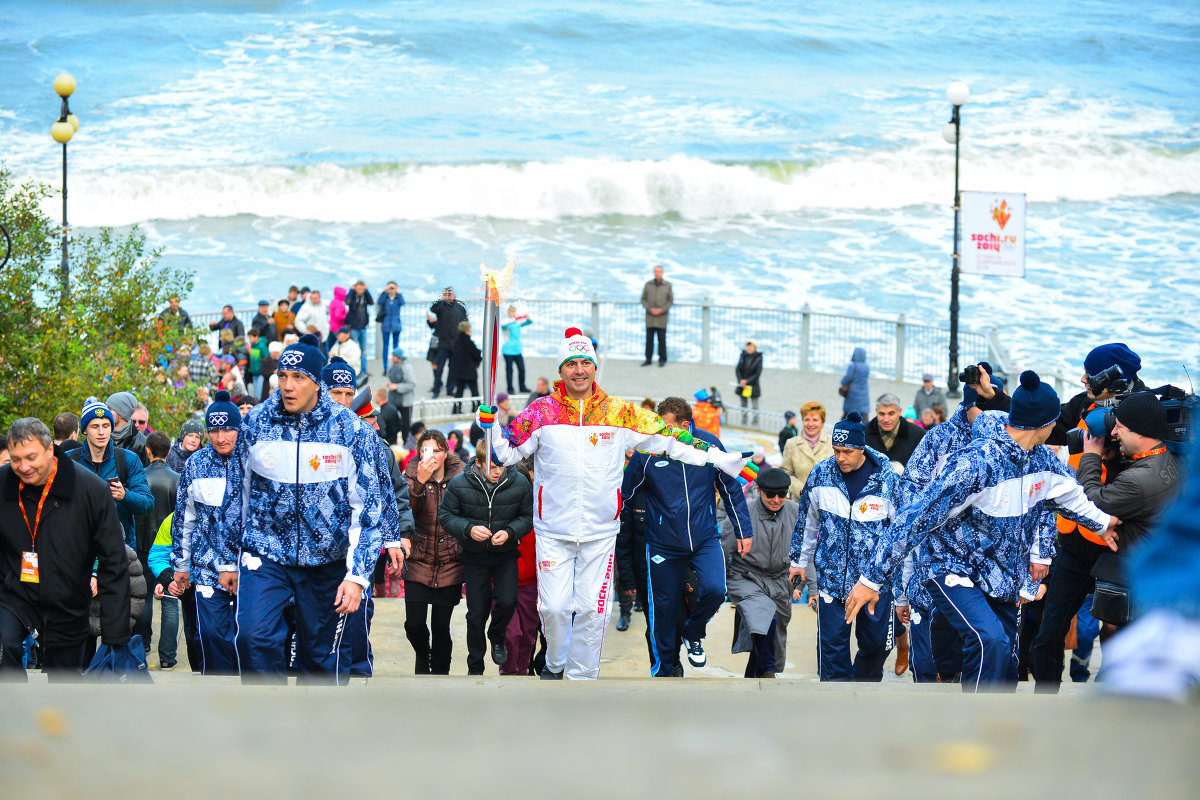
[{"left": 20, "top": 551, "right": 39, "bottom": 583}]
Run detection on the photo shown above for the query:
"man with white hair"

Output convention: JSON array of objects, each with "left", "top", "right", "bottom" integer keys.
[{"left": 865, "top": 392, "right": 925, "bottom": 470}]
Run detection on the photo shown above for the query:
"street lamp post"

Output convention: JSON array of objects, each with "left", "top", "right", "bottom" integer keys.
[
  {"left": 50, "top": 73, "right": 79, "bottom": 305},
  {"left": 942, "top": 81, "right": 969, "bottom": 398}
]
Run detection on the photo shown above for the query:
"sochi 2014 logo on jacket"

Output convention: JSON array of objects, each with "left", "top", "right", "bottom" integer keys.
[
  {"left": 309, "top": 452, "right": 345, "bottom": 472},
  {"left": 588, "top": 431, "right": 616, "bottom": 447}
]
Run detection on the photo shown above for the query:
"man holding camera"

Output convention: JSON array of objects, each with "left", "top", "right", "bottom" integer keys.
[{"left": 1032, "top": 391, "right": 1180, "bottom": 692}]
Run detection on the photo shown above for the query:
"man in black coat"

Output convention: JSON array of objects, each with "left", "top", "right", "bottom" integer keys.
[
  {"left": 0, "top": 418, "right": 130, "bottom": 680},
  {"left": 438, "top": 440, "right": 533, "bottom": 675},
  {"left": 864, "top": 392, "right": 925, "bottom": 469},
  {"left": 426, "top": 286, "right": 468, "bottom": 398}
]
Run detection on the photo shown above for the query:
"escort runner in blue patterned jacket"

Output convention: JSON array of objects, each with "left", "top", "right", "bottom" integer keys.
[
  {"left": 896, "top": 368, "right": 1008, "bottom": 682},
  {"left": 788, "top": 412, "right": 904, "bottom": 681},
  {"left": 169, "top": 391, "right": 243, "bottom": 674},
  {"left": 850, "top": 371, "right": 1115, "bottom": 691},
  {"left": 229, "top": 334, "right": 386, "bottom": 684}
]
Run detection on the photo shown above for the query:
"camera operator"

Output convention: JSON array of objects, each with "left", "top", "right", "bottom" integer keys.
[
  {"left": 1047, "top": 342, "right": 1145, "bottom": 448},
  {"left": 1032, "top": 391, "right": 1180, "bottom": 692}
]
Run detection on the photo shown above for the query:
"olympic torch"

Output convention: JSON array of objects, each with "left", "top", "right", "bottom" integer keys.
[{"left": 481, "top": 270, "right": 500, "bottom": 462}]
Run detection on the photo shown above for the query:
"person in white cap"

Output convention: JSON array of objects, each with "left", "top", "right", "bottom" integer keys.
[{"left": 477, "top": 327, "right": 755, "bottom": 680}]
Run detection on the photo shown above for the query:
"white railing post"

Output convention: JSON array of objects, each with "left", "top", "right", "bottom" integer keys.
[
  {"left": 701, "top": 295, "right": 712, "bottom": 364},
  {"left": 895, "top": 313, "right": 906, "bottom": 381},
  {"left": 800, "top": 303, "right": 811, "bottom": 371}
]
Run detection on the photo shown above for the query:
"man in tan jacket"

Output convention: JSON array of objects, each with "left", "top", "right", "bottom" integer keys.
[
  {"left": 640, "top": 265, "right": 673, "bottom": 367},
  {"left": 780, "top": 401, "right": 834, "bottom": 500}
]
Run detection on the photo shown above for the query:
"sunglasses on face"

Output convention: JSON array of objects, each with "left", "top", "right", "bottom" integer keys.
[{"left": 760, "top": 489, "right": 787, "bottom": 499}]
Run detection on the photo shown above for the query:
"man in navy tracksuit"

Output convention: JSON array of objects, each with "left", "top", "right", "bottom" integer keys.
[
  {"left": 622, "top": 396, "right": 753, "bottom": 676},
  {"left": 228, "top": 334, "right": 393, "bottom": 685},
  {"left": 849, "top": 371, "right": 1116, "bottom": 692},
  {"left": 170, "top": 391, "right": 243, "bottom": 674},
  {"left": 789, "top": 412, "right": 904, "bottom": 681}
]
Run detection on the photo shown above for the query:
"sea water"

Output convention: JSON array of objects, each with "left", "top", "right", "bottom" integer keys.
[{"left": 2, "top": 0, "right": 1198, "bottom": 384}]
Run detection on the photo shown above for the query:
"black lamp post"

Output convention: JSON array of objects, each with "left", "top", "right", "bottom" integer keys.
[
  {"left": 51, "top": 72, "right": 79, "bottom": 305},
  {"left": 942, "top": 81, "right": 970, "bottom": 398}
]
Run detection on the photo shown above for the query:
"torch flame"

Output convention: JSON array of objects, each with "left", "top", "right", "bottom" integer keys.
[{"left": 480, "top": 258, "right": 517, "bottom": 303}]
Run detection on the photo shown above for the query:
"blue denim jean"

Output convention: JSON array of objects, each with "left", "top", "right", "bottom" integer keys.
[
  {"left": 158, "top": 595, "right": 180, "bottom": 665},
  {"left": 381, "top": 328, "right": 400, "bottom": 362}
]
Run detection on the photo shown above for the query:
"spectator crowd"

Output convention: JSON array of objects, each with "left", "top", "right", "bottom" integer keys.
[{"left": 0, "top": 273, "right": 1195, "bottom": 702}]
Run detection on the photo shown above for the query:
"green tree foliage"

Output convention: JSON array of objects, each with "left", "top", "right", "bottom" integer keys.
[{"left": 0, "top": 166, "right": 201, "bottom": 434}]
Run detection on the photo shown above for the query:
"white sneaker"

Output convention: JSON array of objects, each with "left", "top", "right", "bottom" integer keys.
[
  {"left": 1100, "top": 610, "right": 1200, "bottom": 703},
  {"left": 683, "top": 637, "right": 706, "bottom": 668}
]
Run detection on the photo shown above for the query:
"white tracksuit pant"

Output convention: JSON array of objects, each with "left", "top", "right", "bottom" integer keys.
[{"left": 536, "top": 534, "right": 617, "bottom": 680}]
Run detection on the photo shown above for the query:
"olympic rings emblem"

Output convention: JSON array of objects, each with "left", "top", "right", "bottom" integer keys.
[
  {"left": 331, "top": 369, "right": 353, "bottom": 384},
  {"left": 278, "top": 351, "right": 304, "bottom": 367},
  {"left": 209, "top": 412, "right": 229, "bottom": 426},
  {"left": 832, "top": 429, "right": 848, "bottom": 444},
  {"left": 568, "top": 342, "right": 590, "bottom": 353}
]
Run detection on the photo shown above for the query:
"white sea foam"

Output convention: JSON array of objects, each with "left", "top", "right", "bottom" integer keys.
[{"left": 35, "top": 142, "right": 1199, "bottom": 227}]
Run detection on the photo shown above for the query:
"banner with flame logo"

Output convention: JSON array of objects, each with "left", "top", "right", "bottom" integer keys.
[{"left": 961, "top": 191, "right": 1026, "bottom": 277}]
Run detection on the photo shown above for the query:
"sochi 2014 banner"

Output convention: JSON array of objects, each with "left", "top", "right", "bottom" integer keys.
[{"left": 960, "top": 191, "right": 1026, "bottom": 277}]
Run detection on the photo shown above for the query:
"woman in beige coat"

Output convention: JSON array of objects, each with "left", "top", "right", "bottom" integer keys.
[{"left": 780, "top": 401, "right": 834, "bottom": 500}]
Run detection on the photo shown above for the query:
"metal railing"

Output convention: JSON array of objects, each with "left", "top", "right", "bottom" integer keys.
[{"left": 189, "top": 297, "right": 1006, "bottom": 385}]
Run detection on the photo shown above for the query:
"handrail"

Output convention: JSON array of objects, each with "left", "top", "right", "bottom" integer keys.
[{"left": 186, "top": 295, "right": 1006, "bottom": 386}]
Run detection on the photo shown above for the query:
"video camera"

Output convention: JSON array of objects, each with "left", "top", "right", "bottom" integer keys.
[{"left": 1066, "top": 384, "right": 1198, "bottom": 457}]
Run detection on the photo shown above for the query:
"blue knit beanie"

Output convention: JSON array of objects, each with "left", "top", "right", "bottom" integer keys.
[
  {"left": 80, "top": 396, "right": 115, "bottom": 431},
  {"left": 831, "top": 411, "right": 866, "bottom": 449},
  {"left": 1009, "top": 371, "right": 1060, "bottom": 430},
  {"left": 206, "top": 390, "right": 241, "bottom": 431},
  {"left": 277, "top": 333, "right": 325, "bottom": 384},
  {"left": 1083, "top": 343, "right": 1141, "bottom": 380},
  {"left": 321, "top": 355, "right": 356, "bottom": 390}
]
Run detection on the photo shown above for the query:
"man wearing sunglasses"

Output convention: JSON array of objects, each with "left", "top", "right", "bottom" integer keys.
[{"left": 726, "top": 467, "right": 813, "bottom": 678}]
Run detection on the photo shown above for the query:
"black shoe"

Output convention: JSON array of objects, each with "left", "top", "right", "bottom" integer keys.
[
  {"left": 468, "top": 668, "right": 484, "bottom": 676},
  {"left": 658, "top": 360, "right": 666, "bottom": 367},
  {"left": 640, "top": 360, "right": 652, "bottom": 366},
  {"left": 540, "top": 667, "right": 564, "bottom": 680},
  {"left": 683, "top": 637, "right": 706, "bottom": 668},
  {"left": 491, "top": 642, "right": 508, "bottom": 666},
  {"left": 633, "top": 600, "right": 644, "bottom": 613},
  {"left": 159, "top": 660, "right": 176, "bottom": 671},
  {"left": 616, "top": 612, "right": 631, "bottom": 631},
  {"left": 519, "top": 386, "right": 531, "bottom": 393},
  {"left": 759, "top": 671, "right": 776, "bottom": 679}
]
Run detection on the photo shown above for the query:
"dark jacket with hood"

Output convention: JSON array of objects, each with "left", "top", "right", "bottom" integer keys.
[
  {"left": 450, "top": 331, "right": 482, "bottom": 383},
  {"left": 0, "top": 449, "right": 131, "bottom": 646},
  {"left": 439, "top": 462, "right": 533, "bottom": 559}
]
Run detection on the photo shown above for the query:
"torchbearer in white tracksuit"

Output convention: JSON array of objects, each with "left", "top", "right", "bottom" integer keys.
[{"left": 477, "top": 327, "right": 757, "bottom": 680}]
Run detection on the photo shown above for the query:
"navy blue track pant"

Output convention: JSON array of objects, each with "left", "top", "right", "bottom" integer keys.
[
  {"left": 928, "top": 576, "right": 1018, "bottom": 693},
  {"left": 816, "top": 588, "right": 894, "bottom": 681},
  {"left": 235, "top": 555, "right": 355, "bottom": 685},
  {"left": 194, "top": 584, "right": 238, "bottom": 675},
  {"left": 645, "top": 537, "right": 725, "bottom": 677}
]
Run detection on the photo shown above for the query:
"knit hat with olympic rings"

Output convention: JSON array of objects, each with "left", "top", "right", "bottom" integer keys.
[{"left": 557, "top": 327, "right": 597, "bottom": 370}]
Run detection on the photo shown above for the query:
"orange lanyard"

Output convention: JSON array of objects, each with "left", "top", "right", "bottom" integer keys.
[
  {"left": 18, "top": 460, "right": 58, "bottom": 550},
  {"left": 1132, "top": 445, "right": 1168, "bottom": 461}
]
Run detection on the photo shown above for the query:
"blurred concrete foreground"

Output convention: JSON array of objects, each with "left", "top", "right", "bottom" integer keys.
[{"left": 1, "top": 598, "right": 1197, "bottom": 798}]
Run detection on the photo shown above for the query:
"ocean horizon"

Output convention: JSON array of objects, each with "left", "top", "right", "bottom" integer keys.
[{"left": 3, "top": 0, "right": 1197, "bottom": 385}]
